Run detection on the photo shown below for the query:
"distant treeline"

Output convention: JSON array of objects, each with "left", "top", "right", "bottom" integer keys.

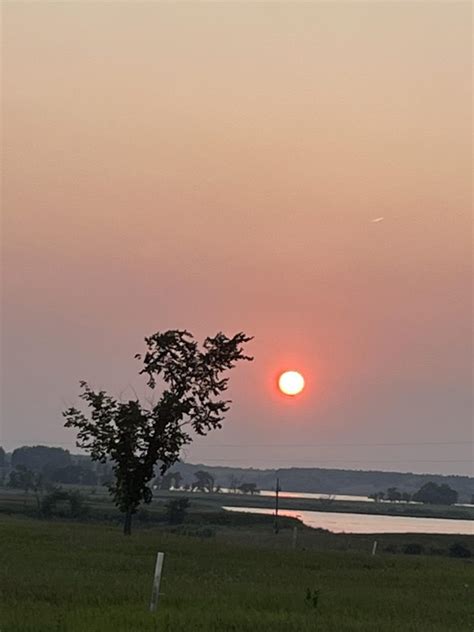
[
  {"left": 167, "top": 462, "right": 474, "bottom": 504},
  {"left": 0, "top": 445, "right": 472, "bottom": 503}
]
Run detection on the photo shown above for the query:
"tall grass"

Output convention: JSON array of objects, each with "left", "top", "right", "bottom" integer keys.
[{"left": 1, "top": 516, "right": 472, "bottom": 631}]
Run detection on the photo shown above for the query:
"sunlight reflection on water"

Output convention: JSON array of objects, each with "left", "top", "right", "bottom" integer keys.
[{"left": 223, "top": 506, "right": 474, "bottom": 535}]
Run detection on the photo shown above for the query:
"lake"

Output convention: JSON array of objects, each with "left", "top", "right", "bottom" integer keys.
[{"left": 223, "top": 506, "right": 474, "bottom": 535}]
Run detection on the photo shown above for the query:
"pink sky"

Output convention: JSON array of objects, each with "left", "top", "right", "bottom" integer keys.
[{"left": 2, "top": 2, "right": 472, "bottom": 474}]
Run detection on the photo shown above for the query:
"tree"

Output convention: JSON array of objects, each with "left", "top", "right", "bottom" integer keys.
[
  {"left": 9, "top": 466, "right": 37, "bottom": 493},
  {"left": 156, "top": 470, "right": 182, "bottom": 490},
  {"left": 401, "top": 492, "right": 412, "bottom": 502},
  {"left": 0, "top": 447, "right": 5, "bottom": 468},
  {"left": 412, "top": 482, "right": 458, "bottom": 505},
  {"left": 228, "top": 474, "right": 242, "bottom": 493},
  {"left": 63, "top": 329, "right": 252, "bottom": 535},
  {"left": 170, "top": 471, "right": 183, "bottom": 490},
  {"left": 41, "top": 488, "right": 86, "bottom": 518},
  {"left": 11, "top": 446, "right": 71, "bottom": 473},
  {"left": 192, "top": 470, "right": 215, "bottom": 493},
  {"left": 9, "top": 466, "right": 44, "bottom": 510},
  {"left": 386, "top": 487, "right": 402, "bottom": 502}
]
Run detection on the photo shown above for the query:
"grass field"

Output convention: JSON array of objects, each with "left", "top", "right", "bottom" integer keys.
[{"left": 1, "top": 516, "right": 473, "bottom": 632}]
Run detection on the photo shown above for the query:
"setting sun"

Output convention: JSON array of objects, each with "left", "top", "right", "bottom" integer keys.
[{"left": 278, "top": 370, "right": 305, "bottom": 396}]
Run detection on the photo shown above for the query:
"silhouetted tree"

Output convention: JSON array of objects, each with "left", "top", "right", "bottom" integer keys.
[
  {"left": 0, "top": 447, "right": 5, "bottom": 468},
  {"left": 41, "top": 488, "right": 86, "bottom": 518},
  {"left": 9, "top": 466, "right": 44, "bottom": 510},
  {"left": 9, "top": 466, "right": 36, "bottom": 493},
  {"left": 171, "top": 471, "right": 183, "bottom": 489},
  {"left": 63, "top": 329, "right": 252, "bottom": 535},
  {"left": 401, "top": 492, "right": 412, "bottom": 502},
  {"left": 192, "top": 470, "right": 215, "bottom": 493},
  {"left": 156, "top": 470, "right": 182, "bottom": 490},
  {"left": 412, "top": 482, "right": 458, "bottom": 505},
  {"left": 156, "top": 471, "right": 173, "bottom": 490},
  {"left": 386, "top": 487, "right": 402, "bottom": 502},
  {"left": 228, "top": 474, "right": 241, "bottom": 493},
  {"left": 11, "top": 446, "right": 71, "bottom": 473}
]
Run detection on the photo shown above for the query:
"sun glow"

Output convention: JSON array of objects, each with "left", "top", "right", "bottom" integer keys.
[{"left": 278, "top": 370, "right": 305, "bottom": 396}]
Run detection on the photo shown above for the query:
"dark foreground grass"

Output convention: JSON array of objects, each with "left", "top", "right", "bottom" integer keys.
[{"left": 1, "top": 516, "right": 473, "bottom": 632}]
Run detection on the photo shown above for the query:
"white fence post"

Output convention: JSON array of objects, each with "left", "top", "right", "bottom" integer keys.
[
  {"left": 371, "top": 540, "right": 378, "bottom": 556},
  {"left": 150, "top": 552, "right": 165, "bottom": 612}
]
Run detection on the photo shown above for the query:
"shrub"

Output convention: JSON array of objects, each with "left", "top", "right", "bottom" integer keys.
[
  {"left": 41, "top": 488, "right": 87, "bottom": 518},
  {"left": 429, "top": 547, "right": 445, "bottom": 556},
  {"left": 449, "top": 542, "right": 471, "bottom": 559},
  {"left": 167, "top": 525, "right": 215, "bottom": 538},
  {"left": 403, "top": 543, "right": 424, "bottom": 555}
]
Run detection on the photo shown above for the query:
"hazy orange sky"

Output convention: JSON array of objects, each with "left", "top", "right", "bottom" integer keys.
[{"left": 2, "top": 2, "right": 472, "bottom": 475}]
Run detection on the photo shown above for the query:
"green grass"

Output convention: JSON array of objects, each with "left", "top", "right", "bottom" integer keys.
[{"left": 1, "top": 516, "right": 473, "bottom": 631}]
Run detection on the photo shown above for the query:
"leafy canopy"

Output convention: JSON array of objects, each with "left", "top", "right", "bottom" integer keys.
[{"left": 63, "top": 330, "right": 252, "bottom": 520}]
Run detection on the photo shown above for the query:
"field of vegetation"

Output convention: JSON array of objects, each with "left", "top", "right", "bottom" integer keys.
[
  {"left": 1, "top": 514, "right": 473, "bottom": 632},
  {"left": 1, "top": 486, "right": 473, "bottom": 524}
]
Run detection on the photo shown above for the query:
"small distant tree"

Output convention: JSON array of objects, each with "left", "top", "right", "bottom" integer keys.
[
  {"left": 386, "top": 487, "right": 402, "bottom": 502},
  {"left": 401, "top": 492, "right": 412, "bottom": 502},
  {"left": 0, "top": 447, "right": 5, "bottom": 468},
  {"left": 156, "top": 470, "right": 182, "bottom": 490},
  {"left": 9, "top": 466, "right": 36, "bottom": 493},
  {"left": 412, "top": 482, "right": 458, "bottom": 505},
  {"left": 171, "top": 471, "right": 183, "bottom": 490},
  {"left": 63, "top": 330, "right": 252, "bottom": 535},
  {"left": 9, "top": 466, "right": 44, "bottom": 510},
  {"left": 228, "top": 474, "right": 241, "bottom": 493},
  {"left": 156, "top": 471, "right": 175, "bottom": 490},
  {"left": 192, "top": 470, "right": 215, "bottom": 493},
  {"left": 41, "top": 488, "right": 86, "bottom": 518}
]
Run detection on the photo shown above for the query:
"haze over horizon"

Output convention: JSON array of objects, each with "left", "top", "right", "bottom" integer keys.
[{"left": 2, "top": 2, "right": 472, "bottom": 476}]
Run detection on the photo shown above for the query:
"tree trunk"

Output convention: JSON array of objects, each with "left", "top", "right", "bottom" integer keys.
[{"left": 123, "top": 509, "right": 133, "bottom": 536}]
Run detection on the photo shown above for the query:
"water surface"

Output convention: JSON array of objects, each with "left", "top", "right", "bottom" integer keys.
[{"left": 223, "top": 506, "right": 474, "bottom": 535}]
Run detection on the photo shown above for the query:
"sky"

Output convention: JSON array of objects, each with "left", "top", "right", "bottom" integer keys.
[{"left": 2, "top": 2, "right": 472, "bottom": 476}]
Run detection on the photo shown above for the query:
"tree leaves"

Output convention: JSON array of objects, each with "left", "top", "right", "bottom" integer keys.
[{"left": 63, "top": 329, "right": 252, "bottom": 534}]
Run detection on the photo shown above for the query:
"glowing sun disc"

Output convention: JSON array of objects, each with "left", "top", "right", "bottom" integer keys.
[{"left": 278, "top": 370, "right": 305, "bottom": 396}]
